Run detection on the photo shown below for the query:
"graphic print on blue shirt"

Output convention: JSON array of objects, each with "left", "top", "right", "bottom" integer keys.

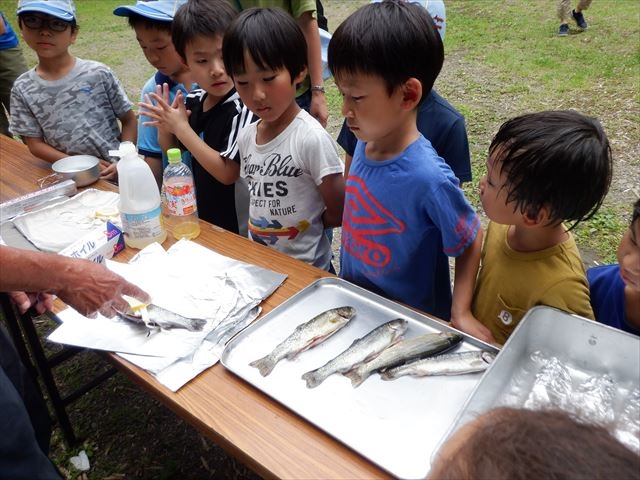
[{"left": 342, "top": 176, "right": 405, "bottom": 268}]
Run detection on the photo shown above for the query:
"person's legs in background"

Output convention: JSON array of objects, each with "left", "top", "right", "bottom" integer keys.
[
  {"left": 558, "top": 0, "right": 593, "bottom": 36},
  {"left": 0, "top": 44, "right": 28, "bottom": 137}
]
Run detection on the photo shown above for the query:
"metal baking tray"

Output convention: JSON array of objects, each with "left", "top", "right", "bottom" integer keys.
[
  {"left": 221, "top": 277, "right": 498, "bottom": 479},
  {"left": 434, "top": 306, "right": 640, "bottom": 461}
]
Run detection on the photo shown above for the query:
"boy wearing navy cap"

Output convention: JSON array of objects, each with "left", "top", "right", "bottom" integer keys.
[
  {"left": 9, "top": 0, "right": 136, "bottom": 181},
  {"left": 113, "top": 0, "right": 193, "bottom": 184}
]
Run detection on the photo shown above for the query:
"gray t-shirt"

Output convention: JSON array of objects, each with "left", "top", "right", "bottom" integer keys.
[{"left": 9, "top": 57, "right": 133, "bottom": 160}]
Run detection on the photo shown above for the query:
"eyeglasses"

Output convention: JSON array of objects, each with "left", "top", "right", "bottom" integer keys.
[{"left": 22, "top": 14, "right": 71, "bottom": 33}]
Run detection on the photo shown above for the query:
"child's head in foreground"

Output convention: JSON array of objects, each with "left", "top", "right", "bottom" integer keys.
[
  {"left": 113, "top": 0, "right": 187, "bottom": 78},
  {"left": 481, "top": 110, "right": 612, "bottom": 230},
  {"left": 429, "top": 407, "right": 639, "bottom": 480},
  {"left": 171, "top": 0, "right": 236, "bottom": 97},
  {"left": 328, "top": 0, "right": 443, "bottom": 106},
  {"left": 619, "top": 198, "right": 640, "bottom": 292}
]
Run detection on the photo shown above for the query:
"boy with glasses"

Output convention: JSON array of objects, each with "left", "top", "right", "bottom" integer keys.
[{"left": 9, "top": 0, "right": 136, "bottom": 182}]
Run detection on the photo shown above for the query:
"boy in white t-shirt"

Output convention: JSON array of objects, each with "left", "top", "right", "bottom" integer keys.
[{"left": 213, "top": 7, "right": 345, "bottom": 271}]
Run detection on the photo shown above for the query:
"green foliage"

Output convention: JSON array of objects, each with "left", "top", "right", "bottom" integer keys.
[{"left": 438, "top": 0, "right": 639, "bottom": 263}]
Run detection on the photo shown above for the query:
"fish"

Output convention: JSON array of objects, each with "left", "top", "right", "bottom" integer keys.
[
  {"left": 380, "top": 350, "right": 496, "bottom": 380},
  {"left": 344, "top": 331, "right": 463, "bottom": 387},
  {"left": 115, "top": 303, "right": 207, "bottom": 332},
  {"left": 301, "top": 318, "right": 409, "bottom": 388},
  {"left": 249, "top": 306, "right": 357, "bottom": 377}
]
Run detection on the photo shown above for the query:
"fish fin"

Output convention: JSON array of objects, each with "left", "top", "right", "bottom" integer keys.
[
  {"left": 249, "top": 356, "right": 276, "bottom": 377},
  {"left": 301, "top": 370, "right": 324, "bottom": 389},
  {"left": 379, "top": 371, "right": 395, "bottom": 381},
  {"left": 343, "top": 368, "right": 367, "bottom": 388}
]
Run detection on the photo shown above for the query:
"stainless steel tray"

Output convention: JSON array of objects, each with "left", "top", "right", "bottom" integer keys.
[
  {"left": 434, "top": 306, "right": 640, "bottom": 461},
  {"left": 221, "top": 277, "right": 498, "bottom": 479}
]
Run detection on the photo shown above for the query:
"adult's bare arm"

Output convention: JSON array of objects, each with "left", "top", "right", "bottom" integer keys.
[
  {"left": 297, "top": 11, "right": 328, "bottom": 127},
  {"left": 0, "top": 246, "right": 150, "bottom": 318}
]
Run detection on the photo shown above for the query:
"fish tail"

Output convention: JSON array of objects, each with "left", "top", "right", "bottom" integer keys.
[
  {"left": 301, "top": 369, "right": 325, "bottom": 389},
  {"left": 249, "top": 356, "right": 276, "bottom": 376}
]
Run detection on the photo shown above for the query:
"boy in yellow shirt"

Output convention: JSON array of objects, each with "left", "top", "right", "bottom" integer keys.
[{"left": 459, "top": 110, "right": 612, "bottom": 345}]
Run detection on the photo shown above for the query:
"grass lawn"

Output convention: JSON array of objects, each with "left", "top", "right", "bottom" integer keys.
[{"left": 0, "top": 0, "right": 638, "bottom": 478}]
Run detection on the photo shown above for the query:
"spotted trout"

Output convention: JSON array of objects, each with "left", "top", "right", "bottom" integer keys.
[
  {"left": 344, "top": 331, "right": 463, "bottom": 387},
  {"left": 249, "top": 306, "right": 357, "bottom": 376},
  {"left": 301, "top": 318, "right": 408, "bottom": 388}
]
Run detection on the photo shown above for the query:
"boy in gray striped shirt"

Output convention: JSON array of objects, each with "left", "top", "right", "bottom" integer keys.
[{"left": 9, "top": 0, "right": 136, "bottom": 182}]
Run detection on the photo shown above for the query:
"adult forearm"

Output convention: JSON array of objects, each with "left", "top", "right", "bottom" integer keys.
[{"left": 0, "top": 246, "right": 73, "bottom": 293}]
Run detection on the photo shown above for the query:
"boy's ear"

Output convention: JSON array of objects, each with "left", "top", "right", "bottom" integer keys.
[
  {"left": 522, "top": 206, "right": 549, "bottom": 226},
  {"left": 401, "top": 78, "right": 422, "bottom": 110},
  {"left": 294, "top": 66, "right": 307, "bottom": 87}
]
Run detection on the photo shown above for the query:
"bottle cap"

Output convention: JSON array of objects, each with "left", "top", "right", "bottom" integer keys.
[{"left": 167, "top": 148, "right": 182, "bottom": 164}]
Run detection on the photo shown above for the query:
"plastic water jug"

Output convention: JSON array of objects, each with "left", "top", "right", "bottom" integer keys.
[{"left": 116, "top": 142, "right": 167, "bottom": 248}]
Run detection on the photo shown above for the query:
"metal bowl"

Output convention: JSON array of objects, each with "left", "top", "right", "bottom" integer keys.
[{"left": 52, "top": 155, "right": 100, "bottom": 187}]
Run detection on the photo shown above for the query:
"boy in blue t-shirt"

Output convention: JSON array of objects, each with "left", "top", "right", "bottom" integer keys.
[
  {"left": 328, "top": 1, "right": 482, "bottom": 322},
  {"left": 587, "top": 199, "right": 640, "bottom": 335},
  {"left": 138, "top": 0, "right": 256, "bottom": 235},
  {"left": 113, "top": 0, "right": 192, "bottom": 184},
  {"left": 337, "top": 0, "right": 471, "bottom": 185}
]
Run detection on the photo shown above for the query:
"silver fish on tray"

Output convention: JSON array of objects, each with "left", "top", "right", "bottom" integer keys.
[
  {"left": 302, "top": 318, "right": 408, "bottom": 388},
  {"left": 344, "top": 331, "right": 463, "bottom": 387},
  {"left": 380, "top": 350, "right": 496, "bottom": 380},
  {"left": 115, "top": 304, "right": 207, "bottom": 332},
  {"left": 249, "top": 306, "right": 357, "bottom": 377}
]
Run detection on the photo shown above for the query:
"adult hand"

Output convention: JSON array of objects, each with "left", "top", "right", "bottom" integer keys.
[
  {"left": 56, "top": 259, "right": 151, "bottom": 318},
  {"left": 9, "top": 291, "right": 54, "bottom": 315},
  {"left": 310, "top": 93, "right": 328, "bottom": 128}
]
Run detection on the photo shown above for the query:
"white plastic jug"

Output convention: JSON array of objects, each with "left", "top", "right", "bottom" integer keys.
[{"left": 116, "top": 142, "right": 167, "bottom": 249}]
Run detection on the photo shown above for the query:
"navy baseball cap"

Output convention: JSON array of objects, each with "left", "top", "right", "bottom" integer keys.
[
  {"left": 113, "top": 0, "right": 186, "bottom": 21},
  {"left": 17, "top": 0, "right": 77, "bottom": 22}
]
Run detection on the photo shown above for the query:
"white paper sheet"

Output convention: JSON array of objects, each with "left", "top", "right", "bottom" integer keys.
[{"left": 49, "top": 240, "right": 287, "bottom": 391}]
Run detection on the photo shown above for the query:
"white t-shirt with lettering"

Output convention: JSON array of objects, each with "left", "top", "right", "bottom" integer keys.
[{"left": 237, "top": 109, "right": 343, "bottom": 269}]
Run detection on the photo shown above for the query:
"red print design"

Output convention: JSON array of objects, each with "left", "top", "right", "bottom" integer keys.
[{"left": 342, "top": 177, "right": 405, "bottom": 268}]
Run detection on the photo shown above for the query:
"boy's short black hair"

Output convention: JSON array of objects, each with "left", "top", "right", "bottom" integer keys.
[
  {"left": 222, "top": 7, "right": 307, "bottom": 83},
  {"left": 127, "top": 13, "right": 171, "bottom": 33},
  {"left": 172, "top": 0, "right": 237, "bottom": 61},
  {"left": 489, "top": 110, "right": 613, "bottom": 229},
  {"left": 328, "top": 0, "right": 443, "bottom": 104}
]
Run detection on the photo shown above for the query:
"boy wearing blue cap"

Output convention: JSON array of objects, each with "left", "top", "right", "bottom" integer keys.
[
  {"left": 9, "top": 0, "right": 136, "bottom": 182},
  {"left": 113, "top": 0, "right": 193, "bottom": 184}
]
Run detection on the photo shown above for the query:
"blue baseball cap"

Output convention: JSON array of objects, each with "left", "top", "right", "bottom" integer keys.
[
  {"left": 17, "top": 0, "right": 77, "bottom": 22},
  {"left": 113, "top": 0, "right": 186, "bottom": 21}
]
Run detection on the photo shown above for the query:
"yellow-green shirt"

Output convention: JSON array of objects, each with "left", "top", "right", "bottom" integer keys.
[
  {"left": 228, "top": 0, "right": 317, "bottom": 20},
  {"left": 472, "top": 222, "right": 594, "bottom": 345}
]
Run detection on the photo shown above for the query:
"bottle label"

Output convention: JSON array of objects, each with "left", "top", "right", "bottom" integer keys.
[
  {"left": 165, "top": 183, "right": 197, "bottom": 216},
  {"left": 121, "top": 206, "right": 164, "bottom": 239}
]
